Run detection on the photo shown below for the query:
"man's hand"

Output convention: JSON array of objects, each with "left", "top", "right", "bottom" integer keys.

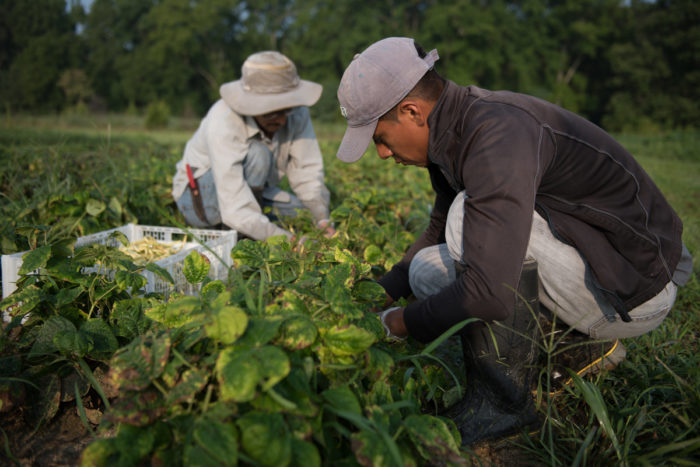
[
  {"left": 379, "top": 307, "right": 408, "bottom": 340},
  {"left": 317, "top": 219, "right": 336, "bottom": 238}
]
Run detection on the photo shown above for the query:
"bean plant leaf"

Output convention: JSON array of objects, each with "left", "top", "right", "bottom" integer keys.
[
  {"left": 322, "top": 385, "right": 362, "bottom": 415},
  {"left": 30, "top": 316, "right": 77, "bottom": 356},
  {"left": 403, "top": 414, "right": 463, "bottom": 463},
  {"left": 322, "top": 324, "right": 376, "bottom": 357},
  {"left": 257, "top": 346, "right": 291, "bottom": 390},
  {"left": 200, "top": 280, "right": 226, "bottom": 300},
  {"left": 79, "top": 439, "right": 118, "bottom": 466},
  {"left": 352, "top": 280, "right": 386, "bottom": 304},
  {"left": 108, "top": 197, "right": 123, "bottom": 217},
  {"left": 290, "top": 439, "right": 320, "bottom": 467},
  {"left": 19, "top": 245, "right": 52, "bottom": 275},
  {"left": 55, "top": 286, "right": 83, "bottom": 307},
  {"left": 236, "top": 315, "right": 282, "bottom": 347},
  {"left": 2, "top": 284, "right": 42, "bottom": 315},
  {"left": 216, "top": 345, "right": 290, "bottom": 402},
  {"left": 363, "top": 245, "right": 382, "bottom": 264},
  {"left": 184, "top": 418, "right": 239, "bottom": 467},
  {"left": 166, "top": 369, "right": 208, "bottom": 405},
  {"left": 231, "top": 239, "right": 270, "bottom": 269},
  {"left": 237, "top": 411, "right": 292, "bottom": 467},
  {"left": 79, "top": 319, "right": 119, "bottom": 360},
  {"left": 160, "top": 296, "right": 201, "bottom": 327},
  {"left": 145, "top": 263, "right": 174, "bottom": 285},
  {"left": 205, "top": 305, "right": 248, "bottom": 345},
  {"left": 183, "top": 251, "right": 210, "bottom": 284},
  {"left": 85, "top": 199, "right": 106, "bottom": 216},
  {"left": 366, "top": 348, "right": 395, "bottom": 381},
  {"left": 115, "top": 270, "right": 147, "bottom": 292},
  {"left": 109, "top": 230, "right": 129, "bottom": 247},
  {"left": 278, "top": 315, "right": 318, "bottom": 350},
  {"left": 351, "top": 431, "right": 390, "bottom": 467},
  {"left": 108, "top": 333, "right": 171, "bottom": 391},
  {"left": 112, "top": 298, "right": 152, "bottom": 340},
  {"left": 216, "top": 347, "right": 260, "bottom": 402}
]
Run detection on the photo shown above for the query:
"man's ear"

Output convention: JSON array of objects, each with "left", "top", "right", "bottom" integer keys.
[{"left": 398, "top": 100, "right": 427, "bottom": 126}]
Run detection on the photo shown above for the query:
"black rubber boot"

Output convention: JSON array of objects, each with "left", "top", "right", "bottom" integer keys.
[{"left": 443, "top": 258, "right": 541, "bottom": 446}]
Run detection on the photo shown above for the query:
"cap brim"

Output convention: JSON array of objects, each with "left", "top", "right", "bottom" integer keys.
[
  {"left": 220, "top": 80, "right": 322, "bottom": 116},
  {"left": 336, "top": 121, "right": 377, "bottom": 163}
]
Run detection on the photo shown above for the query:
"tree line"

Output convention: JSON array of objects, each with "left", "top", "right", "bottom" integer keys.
[{"left": 1, "top": 0, "right": 698, "bottom": 131}]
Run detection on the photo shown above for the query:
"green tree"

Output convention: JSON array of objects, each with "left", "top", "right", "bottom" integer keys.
[{"left": 0, "top": 0, "right": 83, "bottom": 111}]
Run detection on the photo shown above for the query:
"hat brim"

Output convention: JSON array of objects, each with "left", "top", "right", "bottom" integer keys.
[
  {"left": 220, "top": 80, "right": 322, "bottom": 116},
  {"left": 336, "top": 120, "right": 378, "bottom": 163}
]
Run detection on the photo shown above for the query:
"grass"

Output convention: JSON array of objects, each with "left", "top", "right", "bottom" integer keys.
[{"left": 0, "top": 114, "right": 698, "bottom": 464}]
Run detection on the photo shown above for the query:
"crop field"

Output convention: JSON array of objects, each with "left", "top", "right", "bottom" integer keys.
[{"left": 0, "top": 115, "right": 698, "bottom": 466}]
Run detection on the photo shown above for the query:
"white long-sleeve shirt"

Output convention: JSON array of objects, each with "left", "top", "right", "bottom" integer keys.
[{"left": 172, "top": 100, "right": 330, "bottom": 240}]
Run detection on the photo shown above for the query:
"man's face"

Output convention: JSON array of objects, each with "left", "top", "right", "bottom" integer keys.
[
  {"left": 254, "top": 108, "right": 291, "bottom": 137},
  {"left": 372, "top": 112, "right": 430, "bottom": 167}
]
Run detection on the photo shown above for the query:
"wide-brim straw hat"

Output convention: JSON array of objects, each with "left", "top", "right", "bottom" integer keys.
[{"left": 220, "top": 51, "right": 322, "bottom": 116}]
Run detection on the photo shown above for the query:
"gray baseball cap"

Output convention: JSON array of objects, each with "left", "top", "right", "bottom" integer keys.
[{"left": 336, "top": 37, "right": 439, "bottom": 163}]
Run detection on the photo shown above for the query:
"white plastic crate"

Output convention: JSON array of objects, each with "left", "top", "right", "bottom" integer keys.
[{"left": 2, "top": 224, "right": 238, "bottom": 299}]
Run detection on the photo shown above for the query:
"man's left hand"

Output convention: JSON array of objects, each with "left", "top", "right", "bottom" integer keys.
[
  {"left": 317, "top": 219, "right": 336, "bottom": 238},
  {"left": 379, "top": 307, "right": 408, "bottom": 340}
]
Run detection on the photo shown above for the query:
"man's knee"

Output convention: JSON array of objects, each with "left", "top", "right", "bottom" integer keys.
[
  {"left": 408, "top": 244, "right": 456, "bottom": 300},
  {"left": 244, "top": 140, "right": 274, "bottom": 188}
]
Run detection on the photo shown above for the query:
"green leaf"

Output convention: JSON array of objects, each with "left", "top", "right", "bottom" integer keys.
[
  {"left": 403, "top": 414, "right": 463, "bottom": 463},
  {"left": 184, "top": 418, "right": 238, "bottom": 467},
  {"left": 19, "top": 245, "right": 52, "bottom": 275},
  {"left": 79, "top": 319, "right": 119, "bottom": 360},
  {"left": 290, "top": 439, "right": 320, "bottom": 467},
  {"left": 79, "top": 439, "right": 118, "bottom": 466},
  {"left": 205, "top": 305, "right": 248, "bottom": 345},
  {"left": 216, "top": 345, "right": 290, "bottom": 402},
  {"left": 108, "top": 333, "right": 171, "bottom": 391},
  {"left": 352, "top": 280, "right": 386, "bottom": 303},
  {"left": 257, "top": 346, "right": 290, "bottom": 391},
  {"left": 85, "top": 199, "right": 106, "bottom": 216},
  {"left": 30, "top": 316, "right": 77, "bottom": 356},
  {"left": 237, "top": 315, "right": 282, "bottom": 347},
  {"left": 115, "top": 270, "right": 147, "bottom": 292},
  {"left": 112, "top": 298, "right": 152, "bottom": 340},
  {"left": 200, "top": 280, "right": 226, "bottom": 300},
  {"left": 54, "top": 329, "right": 81, "bottom": 356},
  {"left": 108, "top": 197, "right": 123, "bottom": 216},
  {"left": 216, "top": 347, "right": 260, "bottom": 402},
  {"left": 350, "top": 431, "right": 393, "bottom": 467},
  {"left": 183, "top": 250, "right": 210, "bottom": 284},
  {"left": 363, "top": 244, "right": 383, "bottom": 264},
  {"left": 322, "top": 385, "right": 362, "bottom": 415},
  {"left": 1, "top": 284, "right": 43, "bottom": 315},
  {"left": 278, "top": 315, "right": 318, "bottom": 350},
  {"left": 237, "top": 411, "right": 292, "bottom": 467},
  {"left": 166, "top": 369, "right": 208, "bottom": 405},
  {"left": 145, "top": 262, "right": 175, "bottom": 285},
  {"left": 366, "top": 347, "right": 395, "bottom": 381},
  {"left": 322, "top": 324, "right": 376, "bottom": 357},
  {"left": 55, "top": 286, "right": 83, "bottom": 307},
  {"left": 109, "top": 230, "right": 129, "bottom": 247},
  {"left": 231, "top": 239, "right": 270, "bottom": 269},
  {"left": 162, "top": 296, "right": 201, "bottom": 327}
]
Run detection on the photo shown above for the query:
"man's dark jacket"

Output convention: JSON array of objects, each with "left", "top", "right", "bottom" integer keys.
[{"left": 379, "top": 80, "right": 685, "bottom": 343}]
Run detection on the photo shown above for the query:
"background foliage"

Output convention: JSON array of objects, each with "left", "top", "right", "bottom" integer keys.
[{"left": 1, "top": 0, "right": 698, "bottom": 131}]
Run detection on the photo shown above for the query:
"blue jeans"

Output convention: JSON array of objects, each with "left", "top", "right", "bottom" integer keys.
[
  {"left": 176, "top": 141, "right": 304, "bottom": 227},
  {"left": 408, "top": 191, "right": 677, "bottom": 339}
]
